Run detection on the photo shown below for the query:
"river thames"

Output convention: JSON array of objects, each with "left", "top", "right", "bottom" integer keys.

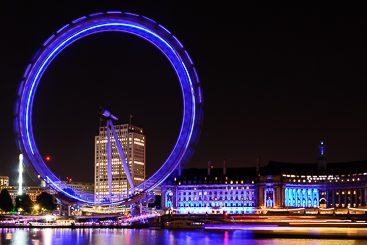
[{"left": 1, "top": 228, "right": 366, "bottom": 245}]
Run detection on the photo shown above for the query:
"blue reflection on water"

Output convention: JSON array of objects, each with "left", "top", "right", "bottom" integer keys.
[{"left": 0, "top": 228, "right": 364, "bottom": 245}]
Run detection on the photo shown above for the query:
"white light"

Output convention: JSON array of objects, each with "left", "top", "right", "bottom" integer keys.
[{"left": 18, "top": 154, "right": 23, "bottom": 195}]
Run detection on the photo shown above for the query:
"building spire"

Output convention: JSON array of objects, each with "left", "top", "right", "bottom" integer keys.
[{"left": 318, "top": 140, "right": 327, "bottom": 171}]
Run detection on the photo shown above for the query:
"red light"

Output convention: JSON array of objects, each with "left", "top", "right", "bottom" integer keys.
[
  {"left": 46, "top": 156, "right": 51, "bottom": 161},
  {"left": 224, "top": 213, "right": 228, "bottom": 216},
  {"left": 211, "top": 166, "right": 213, "bottom": 168}
]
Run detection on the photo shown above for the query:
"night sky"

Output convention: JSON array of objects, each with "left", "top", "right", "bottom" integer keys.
[{"left": 1, "top": 2, "right": 367, "bottom": 185}]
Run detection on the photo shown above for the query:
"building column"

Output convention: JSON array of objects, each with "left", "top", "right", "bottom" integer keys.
[
  {"left": 344, "top": 189, "right": 347, "bottom": 207},
  {"left": 349, "top": 189, "right": 352, "bottom": 207}
]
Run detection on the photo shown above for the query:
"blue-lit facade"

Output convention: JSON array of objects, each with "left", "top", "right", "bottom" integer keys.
[
  {"left": 161, "top": 166, "right": 257, "bottom": 214},
  {"left": 284, "top": 187, "right": 319, "bottom": 208},
  {"left": 163, "top": 186, "right": 257, "bottom": 214},
  {"left": 161, "top": 146, "right": 367, "bottom": 212}
]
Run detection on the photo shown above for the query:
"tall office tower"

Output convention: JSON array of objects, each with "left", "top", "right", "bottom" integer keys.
[{"left": 94, "top": 124, "right": 146, "bottom": 196}]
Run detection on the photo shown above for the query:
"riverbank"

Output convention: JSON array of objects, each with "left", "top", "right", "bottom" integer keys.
[{"left": 1, "top": 224, "right": 367, "bottom": 240}]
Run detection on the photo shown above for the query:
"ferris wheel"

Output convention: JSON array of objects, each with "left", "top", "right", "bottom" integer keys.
[{"left": 14, "top": 12, "right": 203, "bottom": 205}]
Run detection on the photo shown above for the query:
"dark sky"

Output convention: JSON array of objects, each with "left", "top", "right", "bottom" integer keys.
[{"left": 1, "top": 2, "right": 367, "bottom": 185}]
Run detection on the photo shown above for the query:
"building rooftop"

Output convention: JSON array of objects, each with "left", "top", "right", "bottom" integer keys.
[
  {"left": 167, "top": 167, "right": 256, "bottom": 185},
  {"left": 261, "top": 160, "right": 367, "bottom": 176}
]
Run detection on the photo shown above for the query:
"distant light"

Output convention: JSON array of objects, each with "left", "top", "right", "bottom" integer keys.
[
  {"left": 46, "top": 156, "right": 51, "bottom": 161},
  {"left": 211, "top": 166, "right": 213, "bottom": 169},
  {"left": 321, "top": 141, "right": 323, "bottom": 145},
  {"left": 45, "top": 215, "right": 53, "bottom": 221}
]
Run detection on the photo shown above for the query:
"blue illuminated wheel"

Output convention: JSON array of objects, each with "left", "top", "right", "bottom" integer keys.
[{"left": 14, "top": 12, "right": 203, "bottom": 205}]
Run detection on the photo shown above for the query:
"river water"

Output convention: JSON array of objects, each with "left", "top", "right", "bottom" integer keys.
[{"left": 0, "top": 228, "right": 365, "bottom": 245}]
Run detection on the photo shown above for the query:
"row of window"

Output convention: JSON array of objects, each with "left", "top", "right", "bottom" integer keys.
[
  {"left": 179, "top": 191, "right": 255, "bottom": 195},
  {"left": 179, "top": 196, "right": 253, "bottom": 201},
  {"left": 177, "top": 202, "right": 255, "bottom": 207}
]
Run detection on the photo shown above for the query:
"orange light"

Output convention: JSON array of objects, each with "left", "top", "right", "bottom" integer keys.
[{"left": 46, "top": 156, "right": 51, "bottom": 161}]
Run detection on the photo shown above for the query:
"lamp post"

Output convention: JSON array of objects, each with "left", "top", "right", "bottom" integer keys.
[{"left": 34, "top": 205, "right": 39, "bottom": 214}]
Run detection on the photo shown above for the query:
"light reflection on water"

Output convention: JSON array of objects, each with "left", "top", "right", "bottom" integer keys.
[{"left": 0, "top": 228, "right": 365, "bottom": 245}]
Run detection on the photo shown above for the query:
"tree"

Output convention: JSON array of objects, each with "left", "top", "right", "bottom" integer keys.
[
  {"left": 15, "top": 194, "right": 33, "bottom": 213},
  {"left": 36, "top": 192, "right": 57, "bottom": 211},
  {"left": 0, "top": 189, "right": 14, "bottom": 212}
]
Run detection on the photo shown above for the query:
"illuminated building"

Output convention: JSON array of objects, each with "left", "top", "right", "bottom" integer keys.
[
  {"left": 0, "top": 176, "right": 9, "bottom": 187},
  {"left": 260, "top": 141, "right": 367, "bottom": 209},
  {"left": 161, "top": 160, "right": 257, "bottom": 214},
  {"left": 95, "top": 124, "right": 145, "bottom": 197},
  {"left": 162, "top": 142, "right": 367, "bottom": 212},
  {"left": 0, "top": 185, "right": 43, "bottom": 204},
  {"left": 63, "top": 180, "right": 94, "bottom": 194}
]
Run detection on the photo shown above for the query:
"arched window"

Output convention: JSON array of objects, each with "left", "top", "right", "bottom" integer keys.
[{"left": 165, "top": 191, "right": 173, "bottom": 208}]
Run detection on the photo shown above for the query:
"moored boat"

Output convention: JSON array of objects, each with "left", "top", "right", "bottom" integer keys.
[{"left": 165, "top": 220, "right": 204, "bottom": 229}]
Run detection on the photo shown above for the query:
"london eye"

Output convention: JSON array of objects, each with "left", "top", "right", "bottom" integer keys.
[{"left": 14, "top": 12, "right": 203, "bottom": 205}]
